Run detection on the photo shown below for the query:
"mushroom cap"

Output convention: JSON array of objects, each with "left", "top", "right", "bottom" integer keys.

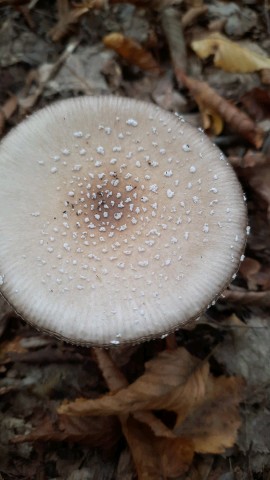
[{"left": 0, "top": 96, "right": 247, "bottom": 346}]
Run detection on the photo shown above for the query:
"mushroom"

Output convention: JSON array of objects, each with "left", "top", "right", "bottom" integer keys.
[{"left": 0, "top": 96, "right": 247, "bottom": 346}]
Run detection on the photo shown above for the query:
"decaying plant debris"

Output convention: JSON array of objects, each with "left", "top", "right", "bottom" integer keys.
[{"left": 1, "top": 1, "right": 270, "bottom": 479}]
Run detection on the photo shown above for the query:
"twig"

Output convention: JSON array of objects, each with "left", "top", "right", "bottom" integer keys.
[{"left": 160, "top": 7, "right": 187, "bottom": 81}]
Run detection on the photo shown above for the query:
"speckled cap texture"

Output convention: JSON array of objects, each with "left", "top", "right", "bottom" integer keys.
[{"left": 0, "top": 96, "right": 247, "bottom": 346}]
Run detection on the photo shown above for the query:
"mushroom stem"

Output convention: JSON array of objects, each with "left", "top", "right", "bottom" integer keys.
[
  {"left": 165, "top": 333, "right": 177, "bottom": 350},
  {"left": 94, "top": 348, "right": 128, "bottom": 391}
]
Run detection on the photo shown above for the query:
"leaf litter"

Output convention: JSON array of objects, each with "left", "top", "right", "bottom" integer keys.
[
  {"left": 58, "top": 348, "right": 244, "bottom": 479},
  {"left": 1, "top": 0, "right": 270, "bottom": 478}
]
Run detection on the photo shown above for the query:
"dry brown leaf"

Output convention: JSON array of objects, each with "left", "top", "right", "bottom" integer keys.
[
  {"left": 12, "top": 414, "right": 120, "bottom": 450},
  {"left": 95, "top": 349, "right": 177, "bottom": 440},
  {"left": 191, "top": 33, "right": 270, "bottom": 73},
  {"left": 174, "top": 375, "right": 244, "bottom": 453},
  {"left": 133, "top": 410, "right": 176, "bottom": 438},
  {"left": 58, "top": 348, "right": 207, "bottom": 417},
  {"left": 122, "top": 415, "right": 194, "bottom": 480},
  {"left": 59, "top": 347, "right": 244, "bottom": 455},
  {"left": 95, "top": 349, "right": 192, "bottom": 478},
  {"left": 57, "top": 347, "right": 245, "bottom": 479},
  {"left": 179, "top": 73, "right": 264, "bottom": 149},
  {"left": 103, "top": 33, "right": 162, "bottom": 74}
]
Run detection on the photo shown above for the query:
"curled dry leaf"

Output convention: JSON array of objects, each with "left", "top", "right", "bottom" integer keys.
[
  {"left": 95, "top": 349, "right": 179, "bottom": 440},
  {"left": 121, "top": 415, "right": 194, "bottom": 479},
  {"left": 191, "top": 33, "right": 270, "bottom": 73},
  {"left": 59, "top": 348, "right": 244, "bottom": 455},
  {"left": 94, "top": 348, "right": 192, "bottom": 479},
  {"left": 179, "top": 73, "right": 264, "bottom": 149},
  {"left": 103, "top": 33, "right": 162, "bottom": 74},
  {"left": 59, "top": 348, "right": 206, "bottom": 416}
]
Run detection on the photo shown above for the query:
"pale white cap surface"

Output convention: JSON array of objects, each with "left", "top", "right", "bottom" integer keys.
[{"left": 0, "top": 96, "right": 247, "bottom": 345}]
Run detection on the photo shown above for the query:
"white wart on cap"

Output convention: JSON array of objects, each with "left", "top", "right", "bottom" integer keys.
[{"left": 0, "top": 96, "right": 247, "bottom": 346}]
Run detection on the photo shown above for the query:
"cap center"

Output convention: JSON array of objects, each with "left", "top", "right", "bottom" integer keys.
[{"left": 64, "top": 168, "right": 141, "bottom": 237}]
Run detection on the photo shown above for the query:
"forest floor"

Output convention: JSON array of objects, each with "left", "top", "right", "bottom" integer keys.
[{"left": 1, "top": 1, "right": 270, "bottom": 479}]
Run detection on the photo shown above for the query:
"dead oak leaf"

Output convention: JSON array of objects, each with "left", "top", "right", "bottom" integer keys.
[
  {"left": 58, "top": 348, "right": 208, "bottom": 417},
  {"left": 59, "top": 348, "right": 244, "bottom": 455}
]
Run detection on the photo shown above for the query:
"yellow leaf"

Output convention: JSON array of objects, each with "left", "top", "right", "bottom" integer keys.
[
  {"left": 195, "top": 98, "right": 224, "bottom": 135},
  {"left": 191, "top": 33, "right": 270, "bottom": 73}
]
